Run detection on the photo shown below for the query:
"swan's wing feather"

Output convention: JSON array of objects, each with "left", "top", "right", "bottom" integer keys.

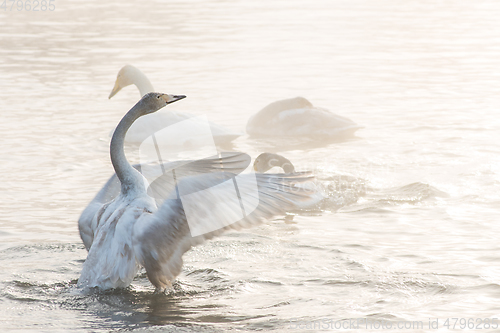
[
  {"left": 80, "top": 153, "right": 249, "bottom": 251},
  {"left": 176, "top": 152, "right": 251, "bottom": 174},
  {"left": 80, "top": 153, "right": 249, "bottom": 249},
  {"left": 78, "top": 173, "right": 122, "bottom": 250},
  {"left": 144, "top": 152, "right": 251, "bottom": 206},
  {"left": 133, "top": 172, "right": 318, "bottom": 289}
]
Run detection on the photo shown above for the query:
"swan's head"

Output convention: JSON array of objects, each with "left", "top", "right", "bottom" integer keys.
[
  {"left": 289, "top": 96, "right": 313, "bottom": 108},
  {"left": 139, "top": 92, "right": 186, "bottom": 115},
  {"left": 109, "top": 65, "right": 141, "bottom": 99},
  {"left": 253, "top": 153, "right": 295, "bottom": 173}
]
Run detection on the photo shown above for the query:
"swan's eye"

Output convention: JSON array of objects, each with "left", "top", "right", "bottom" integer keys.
[{"left": 156, "top": 95, "right": 160, "bottom": 99}]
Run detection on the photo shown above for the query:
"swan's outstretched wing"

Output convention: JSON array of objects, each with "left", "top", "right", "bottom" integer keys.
[
  {"left": 132, "top": 172, "right": 319, "bottom": 289},
  {"left": 78, "top": 152, "right": 251, "bottom": 251},
  {"left": 144, "top": 152, "right": 251, "bottom": 206}
]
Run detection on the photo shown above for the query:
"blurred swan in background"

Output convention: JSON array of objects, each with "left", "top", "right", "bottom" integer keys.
[
  {"left": 109, "top": 65, "right": 242, "bottom": 145},
  {"left": 78, "top": 92, "right": 319, "bottom": 291},
  {"left": 254, "top": 152, "right": 295, "bottom": 173},
  {"left": 246, "top": 97, "right": 362, "bottom": 139}
]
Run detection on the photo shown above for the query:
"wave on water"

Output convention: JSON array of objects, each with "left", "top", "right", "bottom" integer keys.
[{"left": 311, "top": 170, "right": 449, "bottom": 213}]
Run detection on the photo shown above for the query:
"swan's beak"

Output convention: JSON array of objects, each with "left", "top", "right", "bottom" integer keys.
[
  {"left": 109, "top": 80, "right": 122, "bottom": 99},
  {"left": 163, "top": 94, "right": 186, "bottom": 104}
]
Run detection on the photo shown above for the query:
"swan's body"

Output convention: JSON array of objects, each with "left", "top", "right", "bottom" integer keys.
[
  {"left": 109, "top": 65, "right": 242, "bottom": 145},
  {"left": 78, "top": 93, "right": 319, "bottom": 291},
  {"left": 254, "top": 153, "right": 295, "bottom": 173},
  {"left": 246, "top": 97, "right": 362, "bottom": 139}
]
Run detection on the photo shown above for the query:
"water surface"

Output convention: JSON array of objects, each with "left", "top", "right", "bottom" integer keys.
[{"left": 1, "top": 0, "right": 499, "bottom": 331}]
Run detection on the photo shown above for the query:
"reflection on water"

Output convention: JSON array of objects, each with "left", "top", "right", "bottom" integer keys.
[{"left": 1, "top": 0, "right": 500, "bottom": 331}]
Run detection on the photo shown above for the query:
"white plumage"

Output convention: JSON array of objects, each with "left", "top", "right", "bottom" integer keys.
[
  {"left": 246, "top": 96, "right": 362, "bottom": 139},
  {"left": 78, "top": 93, "right": 320, "bottom": 291}
]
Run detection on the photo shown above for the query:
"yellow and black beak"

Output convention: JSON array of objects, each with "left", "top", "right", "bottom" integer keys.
[{"left": 160, "top": 94, "right": 186, "bottom": 104}]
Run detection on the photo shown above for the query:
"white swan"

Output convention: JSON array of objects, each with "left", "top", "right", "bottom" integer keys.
[
  {"left": 109, "top": 65, "right": 242, "bottom": 145},
  {"left": 253, "top": 153, "right": 295, "bottom": 173},
  {"left": 78, "top": 92, "right": 319, "bottom": 291},
  {"left": 246, "top": 97, "right": 362, "bottom": 139},
  {"left": 78, "top": 151, "right": 252, "bottom": 250}
]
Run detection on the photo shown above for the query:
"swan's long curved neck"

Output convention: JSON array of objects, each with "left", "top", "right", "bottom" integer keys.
[
  {"left": 271, "top": 155, "right": 295, "bottom": 173},
  {"left": 132, "top": 69, "right": 155, "bottom": 97},
  {"left": 110, "top": 102, "right": 147, "bottom": 195}
]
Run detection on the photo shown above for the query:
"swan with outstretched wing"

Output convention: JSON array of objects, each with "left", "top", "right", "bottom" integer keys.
[
  {"left": 78, "top": 152, "right": 251, "bottom": 251},
  {"left": 78, "top": 93, "right": 320, "bottom": 292}
]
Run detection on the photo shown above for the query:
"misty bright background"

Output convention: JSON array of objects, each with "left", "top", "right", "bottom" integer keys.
[{"left": 0, "top": 0, "right": 499, "bottom": 332}]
